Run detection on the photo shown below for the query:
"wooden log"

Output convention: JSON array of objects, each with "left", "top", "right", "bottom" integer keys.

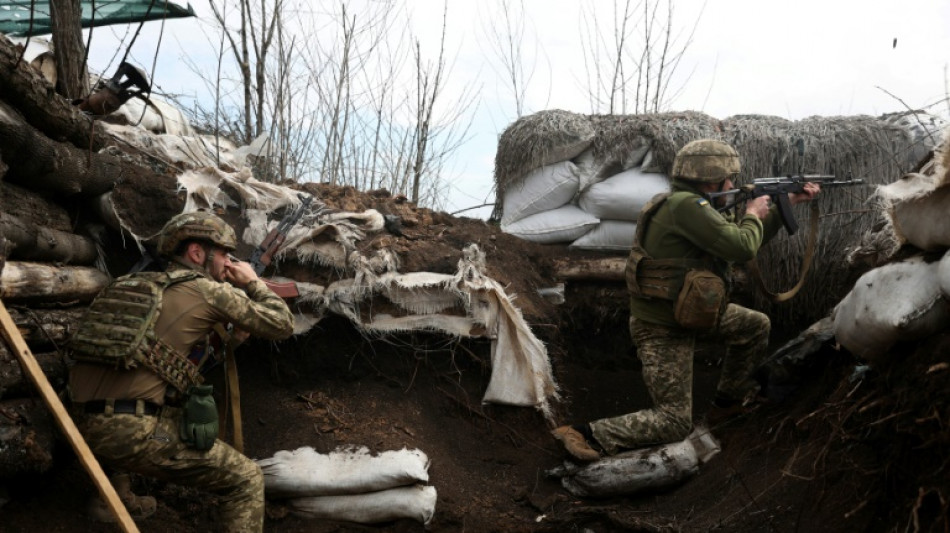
[
  {"left": 0, "top": 34, "right": 112, "bottom": 153},
  {"left": 0, "top": 261, "right": 109, "bottom": 303},
  {"left": 553, "top": 257, "right": 627, "bottom": 282},
  {"left": 3, "top": 307, "right": 84, "bottom": 347},
  {"left": 0, "top": 98, "right": 127, "bottom": 196},
  {"left": 0, "top": 182, "right": 72, "bottom": 232},
  {"left": 0, "top": 345, "right": 66, "bottom": 400},
  {"left": 0, "top": 397, "right": 55, "bottom": 477},
  {"left": 0, "top": 211, "right": 97, "bottom": 264}
]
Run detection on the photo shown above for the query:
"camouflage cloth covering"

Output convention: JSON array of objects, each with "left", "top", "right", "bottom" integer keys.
[
  {"left": 74, "top": 408, "right": 264, "bottom": 532},
  {"left": 590, "top": 304, "right": 769, "bottom": 455}
]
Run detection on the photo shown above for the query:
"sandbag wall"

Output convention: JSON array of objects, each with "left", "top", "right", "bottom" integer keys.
[
  {"left": 834, "top": 138, "right": 950, "bottom": 360},
  {"left": 495, "top": 109, "right": 947, "bottom": 326}
]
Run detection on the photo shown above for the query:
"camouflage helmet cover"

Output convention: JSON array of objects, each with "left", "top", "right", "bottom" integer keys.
[
  {"left": 157, "top": 211, "right": 237, "bottom": 257},
  {"left": 671, "top": 139, "right": 740, "bottom": 183}
]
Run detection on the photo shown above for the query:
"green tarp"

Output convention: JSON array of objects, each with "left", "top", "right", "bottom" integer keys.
[{"left": 0, "top": 0, "right": 195, "bottom": 37}]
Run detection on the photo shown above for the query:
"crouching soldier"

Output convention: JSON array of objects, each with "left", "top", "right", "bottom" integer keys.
[
  {"left": 552, "top": 139, "right": 820, "bottom": 461},
  {"left": 67, "top": 211, "right": 295, "bottom": 531}
]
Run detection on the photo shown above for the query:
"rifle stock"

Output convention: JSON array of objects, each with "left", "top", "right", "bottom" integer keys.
[
  {"left": 242, "top": 193, "right": 317, "bottom": 299},
  {"left": 262, "top": 279, "right": 299, "bottom": 299}
]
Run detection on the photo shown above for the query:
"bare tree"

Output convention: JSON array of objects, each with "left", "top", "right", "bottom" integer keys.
[
  {"left": 580, "top": 0, "right": 700, "bottom": 114},
  {"left": 186, "top": 0, "right": 476, "bottom": 207},
  {"left": 49, "top": 0, "right": 89, "bottom": 100},
  {"left": 208, "top": 0, "right": 282, "bottom": 144},
  {"left": 480, "top": 0, "right": 534, "bottom": 118}
]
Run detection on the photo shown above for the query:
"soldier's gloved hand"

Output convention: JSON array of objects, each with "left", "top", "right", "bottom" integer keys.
[{"left": 180, "top": 385, "right": 218, "bottom": 451}]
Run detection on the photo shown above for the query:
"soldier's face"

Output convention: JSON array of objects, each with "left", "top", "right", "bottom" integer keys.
[
  {"left": 711, "top": 177, "right": 734, "bottom": 207},
  {"left": 206, "top": 246, "right": 233, "bottom": 282}
]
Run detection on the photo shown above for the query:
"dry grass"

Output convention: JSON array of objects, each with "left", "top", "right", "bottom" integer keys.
[{"left": 493, "top": 109, "right": 595, "bottom": 197}]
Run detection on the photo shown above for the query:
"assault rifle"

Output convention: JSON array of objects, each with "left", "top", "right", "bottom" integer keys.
[
  {"left": 244, "top": 194, "right": 315, "bottom": 299},
  {"left": 707, "top": 175, "right": 865, "bottom": 235}
]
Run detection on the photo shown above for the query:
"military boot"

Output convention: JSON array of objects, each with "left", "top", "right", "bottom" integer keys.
[
  {"left": 87, "top": 473, "right": 157, "bottom": 522},
  {"left": 552, "top": 425, "right": 601, "bottom": 462}
]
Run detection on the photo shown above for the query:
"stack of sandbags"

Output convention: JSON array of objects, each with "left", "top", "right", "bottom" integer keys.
[
  {"left": 495, "top": 110, "right": 670, "bottom": 251},
  {"left": 572, "top": 165, "right": 669, "bottom": 251},
  {"left": 256, "top": 446, "right": 437, "bottom": 525},
  {"left": 834, "top": 127, "right": 950, "bottom": 361}
]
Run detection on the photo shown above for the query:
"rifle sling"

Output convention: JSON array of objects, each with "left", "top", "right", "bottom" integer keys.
[
  {"left": 748, "top": 202, "right": 819, "bottom": 303},
  {"left": 213, "top": 324, "right": 244, "bottom": 454}
]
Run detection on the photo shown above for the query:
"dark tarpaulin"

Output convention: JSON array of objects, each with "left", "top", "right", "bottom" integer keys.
[{"left": 0, "top": 0, "right": 195, "bottom": 37}]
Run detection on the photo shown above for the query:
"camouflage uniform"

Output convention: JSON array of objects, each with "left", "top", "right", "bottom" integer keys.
[
  {"left": 590, "top": 143, "right": 785, "bottom": 455},
  {"left": 591, "top": 304, "right": 770, "bottom": 454},
  {"left": 69, "top": 215, "right": 294, "bottom": 532},
  {"left": 73, "top": 406, "right": 265, "bottom": 530}
]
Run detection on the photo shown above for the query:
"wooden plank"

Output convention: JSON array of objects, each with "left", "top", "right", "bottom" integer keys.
[
  {"left": 553, "top": 257, "right": 627, "bottom": 282},
  {"left": 0, "top": 299, "right": 139, "bottom": 533}
]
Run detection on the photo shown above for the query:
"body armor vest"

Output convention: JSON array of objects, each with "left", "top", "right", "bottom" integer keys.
[
  {"left": 626, "top": 191, "right": 727, "bottom": 329},
  {"left": 626, "top": 192, "right": 702, "bottom": 299},
  {"left": 68, "top": 270, "right": 205, "bottom": 394}
]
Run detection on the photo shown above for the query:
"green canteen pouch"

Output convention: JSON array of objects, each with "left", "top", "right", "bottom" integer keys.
[
  {"left": 180, "top": 385, "right": 218, "bottom": 451},
  {"left": 674, "top": 270, "right": 726, "bottom": 330}
]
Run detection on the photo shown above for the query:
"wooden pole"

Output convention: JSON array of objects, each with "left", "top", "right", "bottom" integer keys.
[{"left": 0, "top": 299, "right": 140, "bottom": 533}]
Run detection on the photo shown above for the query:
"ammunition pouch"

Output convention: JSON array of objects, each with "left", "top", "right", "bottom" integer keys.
[
  {"left": 180, "top": 385, "right": 218, "bottom": 451},
  {"left": 674, "top": 270, "right": 727, "bottom": 330},
  {"left": 627, "top": 189, "right": 727, "bottom": 330},
  {"left": 626, "top": 245, "right": 726, "bottom": 330}
]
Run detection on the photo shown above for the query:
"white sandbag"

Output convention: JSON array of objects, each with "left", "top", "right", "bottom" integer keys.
[
  {"left": 619, "top": 137, "right": 652, "bottom": 171},
  {"left": 573, "top": 149, "right": 613, "bottom": 193},
  {"left": 501, "top": 205, "right": 599, "bottom": 244},
  {"left": 833, "top": 256, "right": 950, "bottom": 361},
  {"left": 569, "top": 220, "right": 637, "bottom": 251},
  {"left": 641, "top": 149, "right": 663, "bottom": 173},
  {"left": 548, "top": 426, "right": 720, "bottom": 498},
  {"left": 256, "top": 446, "right": 430, "bottom": 497},
  {"left": 501, "top": 161, "right": 580, "bottom": 225},
  {"left": 891, "top": 184, "right": 950, "bottom": 251},
  {"left": 289, "top": 485, "right": 437, "bottom": 525},
  {"left": 939, "top": 250, "right": 950, "bottom": 298},
  {"left": 112, "top": 96, "right": 195, "bottom": 136},
  {"left": 578, "top": 169, "right": 669, "bottom": 221}
]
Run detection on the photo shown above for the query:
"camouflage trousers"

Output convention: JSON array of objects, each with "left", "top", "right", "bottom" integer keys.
[
  {"left": 590, "top": 303, "right": 770, "bottom": 454},
  {"left": 74, "top": 406, "right": 264, "bottom": 532}
]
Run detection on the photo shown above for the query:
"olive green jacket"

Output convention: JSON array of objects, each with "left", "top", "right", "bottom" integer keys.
[{"left": 629, "top": 179, "right": 783, "bottom": 326}]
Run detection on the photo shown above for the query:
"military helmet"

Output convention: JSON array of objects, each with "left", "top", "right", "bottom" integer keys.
[
  {"left": 157, "top": 211, "right": 237, "bottom": 257},
  {"left": 671, "top": 139, "right": 740, "bottom": 183}
]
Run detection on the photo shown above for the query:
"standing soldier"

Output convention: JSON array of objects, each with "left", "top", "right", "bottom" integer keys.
[
  {"left": 552, "top": 139, "right": 820, "bottom": 461},
  {"left": 67, "top": 211, "right": 295, "bottom": 531}
]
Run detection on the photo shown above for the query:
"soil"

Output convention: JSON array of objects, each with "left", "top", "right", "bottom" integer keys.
[{"left": 2, "top": 183, "right": 948, "bottom": 533}]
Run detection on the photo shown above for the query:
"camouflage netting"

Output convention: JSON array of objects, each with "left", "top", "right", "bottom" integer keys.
[
  {"left": 494, "top": 109, "right": 946, "bottom": 327},
  {"left": 721, "top": 113, "right": 935, "bottom": 326},
  {"left": 493, "top": 109, "right": 596, "bottom": 201}
]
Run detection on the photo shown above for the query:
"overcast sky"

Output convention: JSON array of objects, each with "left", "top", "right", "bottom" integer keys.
[{"left": 76, "top": 0, "right": 950, "bottom": 218}]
